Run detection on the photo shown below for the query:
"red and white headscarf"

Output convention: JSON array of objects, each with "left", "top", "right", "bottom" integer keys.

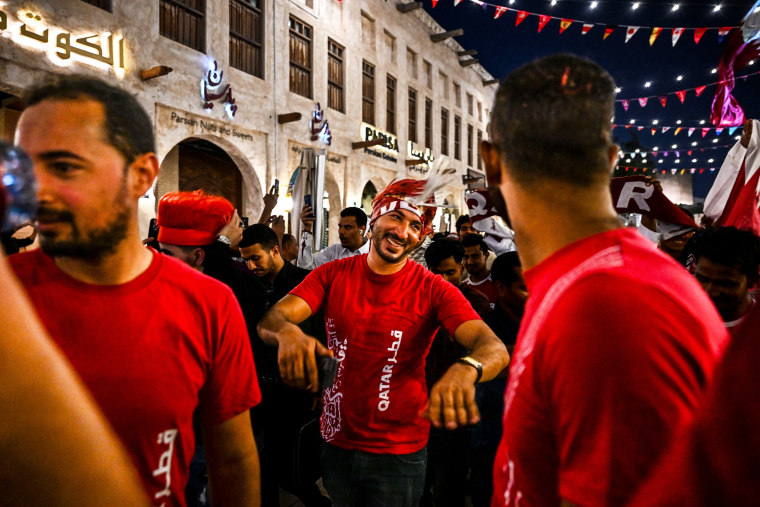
[{"left": 157, "top": 190, "right": 234, "bottom": 246}]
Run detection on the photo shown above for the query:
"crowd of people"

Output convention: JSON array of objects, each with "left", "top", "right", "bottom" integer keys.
[{"left": 2, "top": 52, "right": 759, "bottom": 507}]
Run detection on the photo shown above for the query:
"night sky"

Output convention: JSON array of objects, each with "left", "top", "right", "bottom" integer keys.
[{"left": 423, "top": 0, "right": 759, "bottom": 199}]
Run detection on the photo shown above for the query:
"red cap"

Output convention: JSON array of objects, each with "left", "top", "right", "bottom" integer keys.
[{"left": 157, "top": 190, "right": 234, "bottom": 246}]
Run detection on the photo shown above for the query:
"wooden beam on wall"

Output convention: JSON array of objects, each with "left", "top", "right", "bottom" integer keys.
[
  {"left": 457, "top": 49, "right": 477, "bottom": 57},
  {"left": 483, "top": 78, "right": 500, "bottom": 86},
  {"left": 460, "top": 58, "right": 479, "bottom": 68},
  {"left": 277, "top": 112, "right": 302, "bottom": 124},
  {"left": 396, "top": 2, "right": 422, "bottom": 13},
  {"left": 352, "top": 138, "right": 384, "bottom": 150},
  {"left": 405, "top": 159, "right": 426, "bottom": 166},
  {"left": 430, "top": 29, "right": 463, "bottom": 43}
]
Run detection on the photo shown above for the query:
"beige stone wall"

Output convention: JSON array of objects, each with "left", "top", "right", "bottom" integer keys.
[{"left": 0, "top": 0, "right": 495, "bottom": 234}]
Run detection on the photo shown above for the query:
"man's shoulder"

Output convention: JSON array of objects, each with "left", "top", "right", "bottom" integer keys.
[
  {"left": 8, "top": 248, "right": 46, "bottom": 276},
  {"left": 157, "top": 253, "right": 239, "bottom": 301}
]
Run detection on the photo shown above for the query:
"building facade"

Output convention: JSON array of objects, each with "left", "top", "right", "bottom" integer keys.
[{"left": 0, "top": 0, "right": 496, "bottom": 241}]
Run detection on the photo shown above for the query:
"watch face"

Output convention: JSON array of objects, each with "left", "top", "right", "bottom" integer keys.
[{"left": 217, "top": 235, "right": 231, "bottom": 245}]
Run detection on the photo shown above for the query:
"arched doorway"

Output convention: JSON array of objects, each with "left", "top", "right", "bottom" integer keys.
[
  {"left": 177, "top": 138, "right": 243, "bottom": 211},
  {"left": 360, "top": 181, "right": 378, "bottom": 215}
]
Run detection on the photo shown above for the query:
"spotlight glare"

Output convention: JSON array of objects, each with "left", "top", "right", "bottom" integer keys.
[
  {"left": 590, "top": 1, "right": 598, "bottom": 9},
  {"left": 632, "top": 2, "right": 640, "bottom": 9},
  {"left": 672, "top": 3, "right": 680, "bottom": 11},
  {"left": 644, "top": 81, "right": 652, "bottom": 88},
  {"left": 676, "top": 75, "right": 683, "bottom": 81}
]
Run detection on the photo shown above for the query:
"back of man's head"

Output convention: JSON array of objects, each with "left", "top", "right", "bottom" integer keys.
[
  {"left": 341, "top": 207, "right": 368, "bottom": 228},
  {"left": 461, "top": 233, "right": 489, "bottom": 255},
  {"left": 490, "top": 54, "right": 616, "bottom": 188},
  {"left": 698, "top": 227, "right": 760, "bottom": 286},
  {"left": 25, "top": 75, "right": 155, "bottom": 165},
  {"left": 491, "top": 251, "right": 522, "bottom": 285},
  {"left": 240, "top": 223, "right": 279, "bottom": 251},
  {"left": 425, "top": 237, "right": 465, "bottom": 267}
]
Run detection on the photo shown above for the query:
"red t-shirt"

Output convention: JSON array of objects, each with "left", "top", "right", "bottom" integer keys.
[
  {"left": 10, "top": 249, "right": 261, "bottom": 507},
  {"left": 463, "top": 275, "right": 499, "bottom": 306},
  {"left": 491, "top": 228, "right": 727, "bottom": 507},
  {"left": 630, "top": 304, "right": 760, "bottom": 506},
  {"left": 290, "top": 254, "right": 480, "bottom": 454}
]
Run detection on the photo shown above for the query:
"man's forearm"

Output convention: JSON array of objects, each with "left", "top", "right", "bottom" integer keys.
[
  {"left": 258, "top": 307, "right": 301, "bottom": 346},
  {"left": 468, "top": 335, "right": 510, "bottom": 383},
  {"left": 208, "top": 453, "right": 261, "bottom": 507}
]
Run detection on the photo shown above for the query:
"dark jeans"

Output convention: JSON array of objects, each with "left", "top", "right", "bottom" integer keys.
[
  {"left": 421, "top": 427, "right": 470, "bottom": 507},
  {"left": 321, "top": 443, "right": 427, "bottom": 507}
]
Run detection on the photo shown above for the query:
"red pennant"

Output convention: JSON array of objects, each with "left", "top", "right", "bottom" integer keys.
[
  {"left": 718, "top": 27, "right": 732, "bottom": 37},
  {"left": 559, "top": 19, "right": 572, "bottom": 34},
  {"left": 582, "top": 23, "right": 593, "bottom": 35},
  {"left": 688, "top": 150, "right": 693, "bottom": 155},
  {"left": 651, "top": 129, "right": 657, "bottom": 135},
  {"left": 622, "top": 100, "right": 629, "bottom": 111},
  {"left": 716, "top": 128, "right": 724, "bottom": 135},
  {"left": 604, "top": 25, "right": 615, "bottom": 39},
  {"left": 676, "top": 90, "right": 686, "bottom": 103},
  {"left": 638, "top": 97, "right": 648, "bottom": 107},
  {"left": 515, "top": 11, "right": 529, "bottom": 27},
  {"left": 650, "top": 27, "right": 662, "bottom": 46},
  {"left": 659, "top": 96, "right": 667, "bottom": 107},
  {"left": 494, "top": 6, "right": 507, "bottom": 19},
  {"left": 693, "top": 27, "right": 707, "bottom": 44},
  {"left": 694, "top": 85, "right": 706, "bottom": 97},
  {"left": 702, "top": 128, "right": 710, "bottom": 137},
  {"left": 699, "top": 169, "right": 705, "bottom": 174},
  {"left": 431, "top": 0, "right": 438, "bottom": 7},
  {"left": 537, "top": 15, "right": 551, "bottom": 32}
]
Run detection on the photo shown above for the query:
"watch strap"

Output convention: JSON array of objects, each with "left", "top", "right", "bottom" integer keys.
[{"left": 457, "top": 356, "right": 483, "bottom": 383}]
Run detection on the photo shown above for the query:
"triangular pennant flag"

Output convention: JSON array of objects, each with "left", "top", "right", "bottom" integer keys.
[
  {"left": 604, "top": 25, "right": 616, "bottom": 39},
  {"left": 688, "top": 150, "right": 693, "bottom": 155},
  {"left": 625, "top": 125, "right": 631, "bottom": 129},
  {"left": 612, "top": 125, "right": 618, "bottom": 130},
  {"left": 559, "top": 19, "right": 572, "bottom": 34},
  {"left": 729, "top": 126, "right": 738, "bottom": 135},
  {"left": 431, "top": 0, "right": 438, "bottom": 7},
  {"left": 676, "top": 90, "right": 686, "bottom": 103},
  {"left": 651, "top": 129, "right": 657, "bottom": 135},
  {"left": 688, "top": 128, "right": 696, "bottom": 136},
  {"left": 582, "top": 23, "right": 593, "bottom": 35},
  {"left": 693, "top": 27, "right": 707, "bottom": 44},
  {"left": 715, "top": 128, "right": 723, "bottom": 136},
  {"left": 659, "top": 96, "right": 667, "bottom": 107},
  {"left": 674, "top": 127, "right": 683, "bottom": 135},
  {"left": 494, "top": 6, "right": 507, "bottom": 19},
  {"left": 710, "top": 168, "right": 716, "bottom": 172},
  {"left": 622, "top": 100, "right": 629, "bottom": 111},
  {"left": 694, "top": 85, "right": 706, "bottom": 97},
  {"left": 626, "top": 26, "right": 640, "bottom": 43},
  {"left": 515, "top": 11, "right": 529, "bottom": 27},
  {"left": 664, "top": 151, "right": 669, "bottom": 156},
  {"left": 650, "top": 27, "right": 662, "bottom": 46},
  {"left": 672, "top": 27, "right": 684, "bottom": 46},
  {"left": 700, "top": 169, "right": 705, "bottom": 174},
  {"left": 671, "top": 169, "right": 677, "bottom": 175},
  {"left": 653, "top": 150, "right": 659, "bottom": 155},
  {"left": 690, "top": 168, "right": 696, "bottom": 174},
  {"left": 718, "top": 27, "right": 732, "bottom": 36},
  {"left": 537, "top": 15, "right": 551, "bottom": 32},
  {"left": 454, "top": 0, "right": 462, "bottom": 5},
  {"left": 676, "top": 151, "right": 680, "bottom": 157},
  {"left": 633, "top": 167, "right": 638, "bottom": 172},
  {"left": 638, "top": 97, "right": 648, "bottom": 107},
  {"left": 702, "top": 128, "right": 710, "bottom": 137},
  {"left": 637, "top": 126, "right": 644, "bottom": 131},
  {"left": 662, "top": 127, "right": 670, "bottom": 133}
]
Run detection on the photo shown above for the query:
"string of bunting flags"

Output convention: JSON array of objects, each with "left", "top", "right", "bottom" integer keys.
[
  {"left": 614, "top": 166, "right": 718, "bottom": 175},
  {"left": 615, "top": 70, "right": 760, "bottom": 109},
  {"left": 618, "top": 142, "right": 737, "bottom": 157},
  {"left": 612, "top": 124, "right": 745, "bottom": 137},
  {"left": 434, "top": 0, "right": 738, "bottom": 45}
]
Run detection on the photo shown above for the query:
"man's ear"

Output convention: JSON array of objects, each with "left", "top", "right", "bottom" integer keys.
[
  {"left": 271, "top": 245, "right": 281, "bottom": 259},
  {"left": 607, "top": 144, "right": 620, "bottom": 173},
  {"left": 481, "top": 140, "right": 502, "bottom": 186},
  {"left": 127, "top": 152, "right": 160, "bottom": 198},
  {"left": 192, "top": 247, "right": 205, "bottom": 268}
]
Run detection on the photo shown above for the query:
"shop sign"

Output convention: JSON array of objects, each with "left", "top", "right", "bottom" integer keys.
[
  {"left": 407, "top": 140, "right": 435, "bottom": 174},
  {"left": 310, "top": 103, "right": 332, "bottom": 145},
  {"left": 0, "top": 8, "right": 125, "bottom": 76},
  {"left": 360, "top": 123, "right": 399, "bottom": 153},
  {"left": 200, "top": 59, "right": 237, "bottom": 119}
]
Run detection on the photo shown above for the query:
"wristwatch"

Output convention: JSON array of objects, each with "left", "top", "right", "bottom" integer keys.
[
  {"left": 457, "top": 356, "right": 483, "bottom": 383},
  {"left": 216, "top": 235, "right": 232, "bottom": 246}
]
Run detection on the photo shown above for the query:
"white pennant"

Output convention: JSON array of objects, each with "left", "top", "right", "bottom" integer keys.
[
  {"left": 672, "top": 27, "right": 684, "bottom": 46},
  {"left": 625, "top": 26, "right": 640, "bottom": 43}
]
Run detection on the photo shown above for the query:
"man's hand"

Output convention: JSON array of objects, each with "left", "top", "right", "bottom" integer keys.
[
  {"left": 421, "top": 362, "right": 480, "bottom": 430},
  {"left": 277, "top": 325, "right": 332, "bottom": 394},
  {"left": 263, "top": 184, "right": 278, "bottom": 212},
  {"left": 216, "top": 210, "right": 244, "bottom": 249},
  {"left": 741, "top": 119, "right": 753, "bottom": 149},
  {"left": 271, "top": 215, "right": 285, "bottom": 239},
  {"left": 300, "top": 205, "right": 315, "bottom": 233}
]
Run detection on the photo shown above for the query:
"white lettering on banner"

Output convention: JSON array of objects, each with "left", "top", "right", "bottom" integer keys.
[
  {"left": 616, "top": 181, "right": 654, "bottom": 212},
  {"left": 152, "top": 428, "right": 178, "bottom": 501},
  {"left": 378, "top": 200, "right": 423, "bottom": 219},
  {"left": 378, "top": 330, "right": 403, "bottom": 411},
  {"left": 322, "top": 318, "right": 346, "bottom": 441}
]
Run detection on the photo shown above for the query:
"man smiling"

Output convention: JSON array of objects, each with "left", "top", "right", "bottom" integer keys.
[{"left": 258, "top": 177, "right": 509, "bottom": 507}]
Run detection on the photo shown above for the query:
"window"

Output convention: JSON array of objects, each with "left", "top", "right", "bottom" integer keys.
[
  {"left": 289, "top": 16, "right": 312, "bottom": 98},
  {"left": 361, "top": 11, "right": 375, "bottom": 50},
  {"left": 454, "top": 115, "right": 461, "bottom": 160},
  {"left": 362, "top": 60, "right": 375, "bottom": 125},
  {"left": 466, "top": 93, "right": 473, "bottom": 115},
  {"left": 467, "top": 124, "right": 474, "bottom": 167},
  {"left": 229, "top": 0, "right": 263, "bottom": 78},
  {"left": 424, "top": 60, "right": 432, "bottom": 88},
  {"left": 477, "top": 101, "right": 483, "bottom": 122},
  {"left": 160, "top": 0, "right": 205, "bottom": 52},
  {"left": 327, "top": 39, "right": 345, "bottom": 113},
  {"left": 424, "top": 98, "right": 432, "bottom": 149},
  {"left": 477, "top": 129, "right": 483, "bottom": 170},
  {"left": 440, "top": 108, "right": 449, "bottom": 156},
  {"left": 454, "top": 82, "right": 461, "bottom": 108},
  {"left": 386, "top": 75, "right": 396, "bottom": 135},
  {"left": 408, "top": 88, "right": 417, "bottom": 144},
  {"left": 384, "top": 31, "right": 396, "bottom": 66},
  {"left": 407, "top": 49, "right": 417, "bottom": 80},
  {"left": 439, "top": 71, "right": 449, "bottom": 100},
  {"left": 80, "top": 0, "right": 111, "bottom": 10}
]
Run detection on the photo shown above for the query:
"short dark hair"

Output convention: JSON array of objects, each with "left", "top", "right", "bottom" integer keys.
[
  {"left": 491, "top": 251, "right": 522, "bottom": 285},
  {"left": 490, "top": 54, "right": 616, "bottom": 187},
  {"left": 341, "top": 207, "right": 368, "bottom": 228},
  {"left": 239, "top": 224, "right": 279, "bottom": 250},
  {"left": 425, "top": 238, "right": 465, "bottom": 267},
  {"left": 24, "top": 75, "right": 155, "bottom": 165},
  {"left": 461, "top": 233, "right": 489, "bottom": 255},
  {"left": 456, "top": 215, "right": 471, "bottom": 232},
  {"left": 697, "top": 227, "right": 760, "bottom": 285},
  {"left": 281, "top": 233, "right": 297, "bottom": 247}
]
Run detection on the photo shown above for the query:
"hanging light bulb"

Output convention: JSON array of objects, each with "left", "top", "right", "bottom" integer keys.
[
  {"left": 713, "top": 4, "right": 722, "bottom": 12},
  {"left": 653, "top": 119, "right": 659, "bottom": 124},
  {"left": 590, "top": 1, "right": 598, "bottom": 9},
  {"left": 671, "top": 144, "right": 678, "bottom": 148},
  {"left": 691, "top": 141, "right": 697, "bottom": 146},
  {"left": 712, "top": 138, "right": 718, "bottom": 143},
  {"left": 708, "top": 158, "right": 714, "bottom": 163},
  {"left": 676, "top": 75, "right": 683, "bottom": 81},
  {"left": 629, "top": 119, "right": 636, "bottom": 124},
  {"left": 699, "top": 119, "right": 706, "bottom": 125},
  {"left": 644, "top": 81, "right": 652, "bottom": 88},
  {"left": 615, "top": 87, "right": 622, "bottom": 93},
  {"left": 632, "top": 2, "right": 640, "bottom": 9},
  {"left": 551, "top": 0, "right": 558, "bottom": 5},
  {"left": 676, "top": 120, "right": 682, "bottom": 125},
  {"left": 671, "top": 3, "right": 680, "bottom": 11}
]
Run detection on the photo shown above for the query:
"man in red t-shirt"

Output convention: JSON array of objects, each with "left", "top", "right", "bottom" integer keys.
[
  {"left": 258, "top": 175, "right": 510, "bottom": 507},
  {"left": 11, "top": 75, "right": 261, "bottom": 507},
  {"left": 480, "top": 54, "right": 728, "bottom": 506},
  {"left": 462, "top": 233, "right": 498, "bottom": 306}
]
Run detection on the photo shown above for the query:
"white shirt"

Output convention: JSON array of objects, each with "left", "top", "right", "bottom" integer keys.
[{"left": 297, "top": 232, "right": 370, "bottom": 270}]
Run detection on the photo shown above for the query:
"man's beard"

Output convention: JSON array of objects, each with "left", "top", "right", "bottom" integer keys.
[
  {"left": 36, "top": 188, "right": 131, "bottom": 261},
  {"left": 372, "top": 230, "right": 414, "bottom": 264}
]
